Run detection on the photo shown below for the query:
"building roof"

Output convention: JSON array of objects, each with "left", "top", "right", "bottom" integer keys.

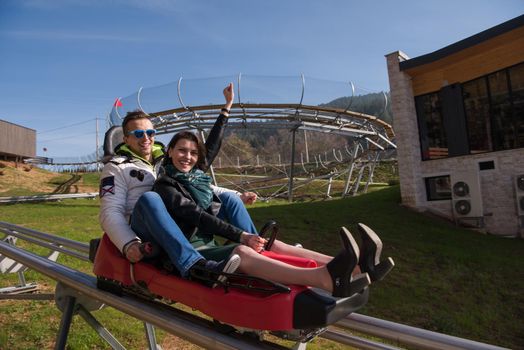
[
  {"left": 0, "top": 119, "right": 36, "bottom": 132},
  {"left": 399, "top": 14, "right": 524, "bottom": 71}
]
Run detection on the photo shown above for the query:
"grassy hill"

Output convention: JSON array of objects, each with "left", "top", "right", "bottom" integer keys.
[
  {"left": 0, "top": 186, "right": 522, "bottom": 349},
  {"left": 0, "top": 161, "right": 99, "bottom": 196}
]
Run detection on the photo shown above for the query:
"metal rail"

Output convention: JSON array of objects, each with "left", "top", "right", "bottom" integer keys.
[
  {"left": 0, "top": 221, "right": 89, "bottom": 254},
  {"left": 334, "top": 313, "right": 508, "bottom": 350},
  {"left": 0, "top": 192, "right": 98, "bottom": 204},
  {"left": 0, "top": 240, "right": 286, "bottom": 350},
  {"left": 321, "top": 327, "right": 400, "bottom": 350}
]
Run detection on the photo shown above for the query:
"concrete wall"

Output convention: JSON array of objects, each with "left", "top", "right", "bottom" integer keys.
[{"left": 0, "top": 120, "right": 36, "bottom": 159}]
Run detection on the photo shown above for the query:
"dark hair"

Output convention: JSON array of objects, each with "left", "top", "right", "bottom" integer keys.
[
  {"left": 165, "top": 131, "right": 207, "bottom": 167},
  {"left": 122, "top": 110, "right": 150, "bottom": 133}
]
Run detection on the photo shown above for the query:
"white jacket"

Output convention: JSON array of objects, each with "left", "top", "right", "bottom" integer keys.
[{"left": 99, "top": 144, "right": 164, "bottom": 253}]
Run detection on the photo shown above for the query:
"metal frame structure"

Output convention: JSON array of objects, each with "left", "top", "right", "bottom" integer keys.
[
  {"left": 112, "top": 75, "right": 396, "bottom": 201},
  {"left": 38, "top": 76, "right": 396, "bottom": 196}
]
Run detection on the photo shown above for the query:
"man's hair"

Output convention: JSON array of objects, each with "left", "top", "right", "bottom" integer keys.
[
  {"left": 165, "top": 131, "right": 206, "bottom": 167},
  {"left": 122, "top": 110, "right": 150, "bottom": 133}
]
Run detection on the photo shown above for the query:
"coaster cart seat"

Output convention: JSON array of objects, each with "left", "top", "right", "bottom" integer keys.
[{"left": 91, "top": 234, "right": 368, "bottom": 340}]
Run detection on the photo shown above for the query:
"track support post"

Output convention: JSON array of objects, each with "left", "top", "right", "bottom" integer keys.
[
  {"left": 54, "top": 295, "right": 76, "bottom": 350},
  {"left": 144, "top": 322, "right": 161, "bottom": 350},
  {"left": 288, "top": 126, "right": 299, "bottom": 202}
]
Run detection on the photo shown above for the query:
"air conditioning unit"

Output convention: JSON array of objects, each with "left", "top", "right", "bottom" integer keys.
[
  {"left": 515, "top": 174, "right": 524, "bottom": 216},
  {"left": 450, "top": 171, "right": 483, "bottom": 218}
]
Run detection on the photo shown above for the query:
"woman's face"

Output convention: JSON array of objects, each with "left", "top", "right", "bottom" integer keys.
[{"left": 168, "top": 138, "right": 199, "bottom": 173}]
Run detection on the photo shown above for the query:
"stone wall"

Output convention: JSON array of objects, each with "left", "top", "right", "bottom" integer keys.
[
  {"left": 385, "top": 51, "right": 424, "bottom": 209},
  {"left": 418, "top": 151, "right": 524, "bottom": 237}
]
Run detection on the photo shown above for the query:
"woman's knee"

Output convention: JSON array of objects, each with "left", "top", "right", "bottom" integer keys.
[
  {"left": 270, "top": 239, "right": 286, "bottom": 252},
  {"left": 233, "top": 244, "right": 256, "bottom": 259},
  {"left": 233, "top": 245, "right": 257, "bottom": 271}
]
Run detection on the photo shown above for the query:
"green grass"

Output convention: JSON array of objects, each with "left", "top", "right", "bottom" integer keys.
[
  {"left": 0, "top": 186, "right": 523, "bottom": 349},
  {"left": 80, "top": 172, "right": 101, "bottom": 188}
]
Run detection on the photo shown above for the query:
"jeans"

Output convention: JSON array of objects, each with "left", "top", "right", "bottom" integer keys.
[
  {"left": 131, "top": 192, "right": 202, "bottom": 277},
  {"left": 217, "top": 191, "right": 258, "bottom": 234},
  {"left": 131, "top": 191, "right": 258, "bottom": 277}
]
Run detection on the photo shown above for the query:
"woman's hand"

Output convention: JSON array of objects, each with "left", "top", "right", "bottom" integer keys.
[
  {"left": 240, "top": 232, "right": 266, "bottom": 252},
  {"left": 223, "top": 82, "right": 234, "bottom": 111},
  {"left": 124, "top": 241, "right": 143, "bottom": 263},
  {"left": 239, "top": 191, "right": 257, "bottom": 205}
]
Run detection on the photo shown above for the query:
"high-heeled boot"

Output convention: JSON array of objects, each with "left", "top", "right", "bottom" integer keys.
[
  {"left": 355, "top": 223, "right": 395, "bottom": 282},
  {"left": 327, "top": 227, "right": 371, "bottom": 297}
]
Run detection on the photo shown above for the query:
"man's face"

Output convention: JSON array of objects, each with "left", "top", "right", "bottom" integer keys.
[{"left": 123, "top": 118, "right": 155, "bottom": 160}]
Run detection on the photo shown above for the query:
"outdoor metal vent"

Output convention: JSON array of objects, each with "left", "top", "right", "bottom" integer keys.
[
  {"left": 515, "top": 174, "right": 524, "bottom": 216},
  {"left": 450, "top": 171, "right": 483, "bottom": 218},
  {"left": 517, "top": 174, "right": 524, "bottom": 191},
  {"left": 452, "top": 181, "right": 469, "bottom": 197},
  {"left": 454, "top": 200, "right": 472, "bottom": 215}
]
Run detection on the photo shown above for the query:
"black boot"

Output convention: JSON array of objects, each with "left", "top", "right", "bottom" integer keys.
[
  {"left": 355, "top": 223, "right": 395, "bottom": 282},
  {"left": 326, "top": 227, "right": 370, "bottom": 297}
]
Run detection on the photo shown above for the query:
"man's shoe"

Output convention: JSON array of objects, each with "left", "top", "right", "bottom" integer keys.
[
  {"left": 190, "top": 254, "right": 242, "bottom": 288},
  {"left": 206, "top": 254, "right": 242, "bottom": 286},
  {"left": 355, "top": 223, "right": 395, "bottom": 282}
]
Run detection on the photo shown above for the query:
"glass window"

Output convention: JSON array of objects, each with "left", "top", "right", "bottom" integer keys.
[
  {"left": 509, "top": 63, "right": 524, "bottom": 148},
  {"left": 463, "top": 78, "right": 491, "bottom": 153},
  {"left": 415, "top": 61, "right": 524, "bottom": 160},
  {"left": 416, "top": 93, "right": 448, "bottom": 160},
  {"left": 489, "top": 70, "right": 514, "bottom": 150},
  {"left": 425, "top": 175, "right": 451, "bottom": 201}
]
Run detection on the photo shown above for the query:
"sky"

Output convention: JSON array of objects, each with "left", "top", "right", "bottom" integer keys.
[{"left": 0, "top": 0, "right": 523, "bottom": 160}]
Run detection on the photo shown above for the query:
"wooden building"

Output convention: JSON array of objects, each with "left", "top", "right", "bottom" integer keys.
[
  {"left": 386, "top": 15, "right": 524, "bottom": 237},
  {"left": 0, "top": 119, "right": 36, "bottom": 160}
]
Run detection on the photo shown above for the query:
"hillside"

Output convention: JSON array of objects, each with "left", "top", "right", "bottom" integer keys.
[{"left": 0, "top": 161, "right": 99, "bottom": 196}]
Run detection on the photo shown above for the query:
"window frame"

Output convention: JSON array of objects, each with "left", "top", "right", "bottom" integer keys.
[
  {"left": 424, "top": 175, "right": 452, "bottom": 201},
  {"left": 414, "top": 61, "right": 524, "bottom": 161}
]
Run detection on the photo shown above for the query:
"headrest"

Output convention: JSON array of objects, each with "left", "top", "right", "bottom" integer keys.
[{"left": 102, "top": 126, "right": 124, "bottom": 163}]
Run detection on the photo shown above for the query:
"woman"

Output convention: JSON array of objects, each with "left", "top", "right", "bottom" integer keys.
[
  {"left": 128, "top": 83, "right": 242, "bottom": 284},
  {"left": 151, "top": 89, "right": 384, "bottom": 298}
]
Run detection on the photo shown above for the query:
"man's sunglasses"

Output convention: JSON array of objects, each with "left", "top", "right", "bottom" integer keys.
[{"left": 126, "top": 129, "right": 157, "bottom": 138}]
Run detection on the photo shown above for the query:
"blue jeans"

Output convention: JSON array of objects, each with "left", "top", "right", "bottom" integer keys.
[
  {"left": 131, "top": 192, "right": 203, "bottom": 277},
  {"left": 217, "top": 191, "right": 258, "bottom": 234}
]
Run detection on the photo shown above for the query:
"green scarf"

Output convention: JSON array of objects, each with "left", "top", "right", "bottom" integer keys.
[
  {"left": 116, "top": 143, "right": 165, "bottom": 166},
  {"left": 165, "top": 164, "right": 213, "bottom": 210}
]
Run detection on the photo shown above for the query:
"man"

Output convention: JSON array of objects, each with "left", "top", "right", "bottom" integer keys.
[{"left": 99, "top": 85, "right": 258, "bottom": 283}]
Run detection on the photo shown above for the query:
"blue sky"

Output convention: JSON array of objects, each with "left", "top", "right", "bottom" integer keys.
[{"left": 0, "top": 0, "right": 523, "bottom": 159}]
